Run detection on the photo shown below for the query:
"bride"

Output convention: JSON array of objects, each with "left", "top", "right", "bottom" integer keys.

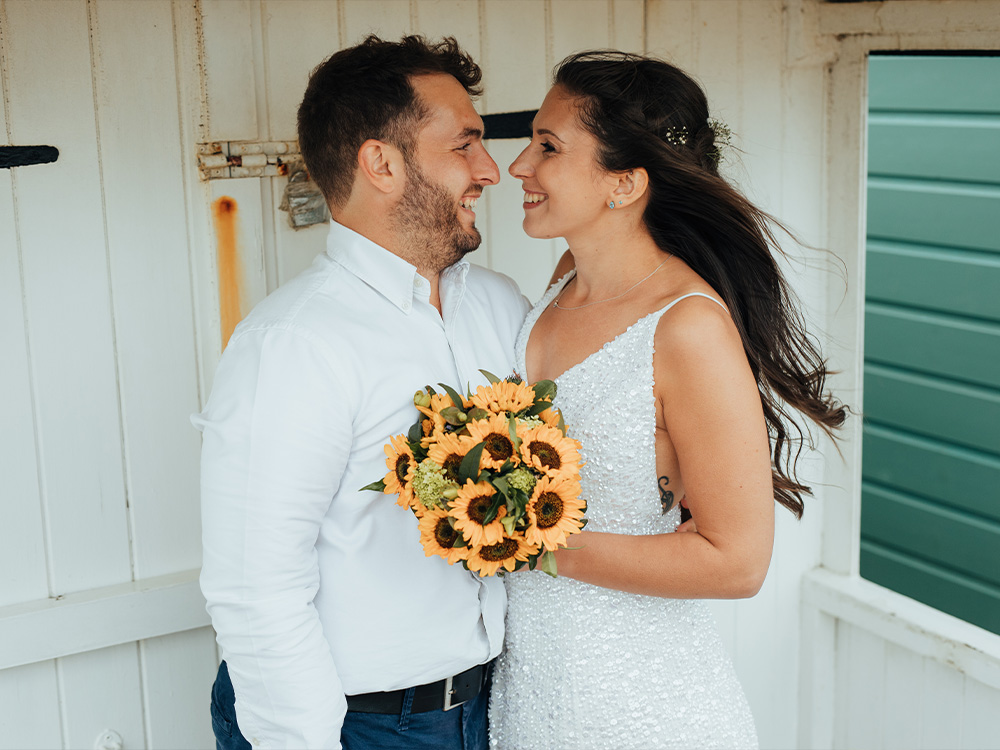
[{"left": 488, "top": 52, "right": 845, "bottom": 750}]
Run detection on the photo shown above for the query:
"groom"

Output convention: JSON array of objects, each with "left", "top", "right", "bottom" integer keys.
[{"left": 196, "top": 36, "right": 529, "bottom": 749}]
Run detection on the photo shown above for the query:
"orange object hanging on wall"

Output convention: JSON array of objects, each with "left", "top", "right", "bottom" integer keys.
[{"left": 212, "top": 196, "right": 244, "bottom": 349}]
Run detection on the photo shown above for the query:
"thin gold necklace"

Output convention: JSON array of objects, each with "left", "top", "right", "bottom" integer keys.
[{"left": 553, "top": 256, "right": 671, "bottom": 310}]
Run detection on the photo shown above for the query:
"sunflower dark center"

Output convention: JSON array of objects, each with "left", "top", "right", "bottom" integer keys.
[
  {"left": 468, "top": 496, "right": 493, "bottom": 525},
  {"left": 442, "top": 454, "right": 463, "bottom": 482},
  {"left": 483, "top": 432, "right": 514, "bottom": 461},
  {"left": 434, "top": 518, "right": 459, "bottom": 548},
  {"left": 528, "top": 440, "right": 561, "bottom": 470},
  {"left": 395, "top": 455, "right": 411, "bottom": 483},
  {"left": 535, "top": 491, "right": 564, "bottom": 529},
  {"left": 479, "top": 538, "right": 519, "bottom": 562}
]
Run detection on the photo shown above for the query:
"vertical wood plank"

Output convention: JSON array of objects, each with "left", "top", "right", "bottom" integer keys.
[
  {"left": 91, "top": 0, "right": 203, "bottom": 580},
  {"left": 261, "top": 0, "right": 341, "bottom": 140},
  {"left": 549, "top": 0, "right": 612, "bottom": 63},
  {"left": 141, "top": 627, "right": 219, "bottom": 750},
  {"left": 0, "top": 6, "right": 47, "bottom": 607},
  {"left": 210, "top": 178, "right": 271, "bottom": 329},
  {"left": 4, "top": 0, "right": 132, "bottom": 595},
  {"left": 881, "top": 642, "right": 924, "bottom": 749},
  {"left": 921, "top": 658, "right": 965, "bottom": 749},
  {"left": 798, "top": 608, "right": 836, "bottom": 750},
  {"left": 0, "top": 660, "right": 63, "bottom": 750},
  {"left": 341, "top": 0, "right": 412, "bottom": 46},
  {"left": 832, "top": 620, "right": 851, "bottom": 749},
  {"left": 844, "top": 625, "right": 885, "bottom": 749},
  {"left": 58, "top": 643, "right": 145, "bottom": 750},
  {"left": 479, "top": 0, "right": 558, "bottom": 293},
  {"left": 611, "top": 0, "right": 645, "bottom": 53},
  {"left": 271, "top": 179, "right": 328, "bottom": 287},
  {"left": 412, "top": 0, "right": 481, "bottom": 59},
  {"left": 202, "top": 0, "right": 260, "bottom": 141},
  {"left": 644, "top": 0, "right": 696, "bottom": 67},
  {"left": 960, "top": 677, "right": 1000, "bottom": 750}
]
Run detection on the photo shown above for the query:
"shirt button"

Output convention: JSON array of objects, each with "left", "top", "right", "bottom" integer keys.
[{"left": 402, "top": 300, "right": 411, "bottom": 311}]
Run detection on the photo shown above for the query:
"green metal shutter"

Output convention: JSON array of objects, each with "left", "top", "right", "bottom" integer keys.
[{"left": 861, "top": 55, "right": 1000, "bottom": 635}]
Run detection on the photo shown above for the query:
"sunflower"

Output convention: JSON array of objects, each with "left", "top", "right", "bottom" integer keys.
[
  {"left": 449, "top": 480, "right": 507, "bottom": 548},
  {"left": 470, "top": 380, "right": 536, "bottom": 415},
  {"left": 427, "top": 432, "right": 476, "bottom": 483},
  {"left": 466, "top": 534, "right": 539, "bottom": 576},
  {"left": 465, "top": 413, "right": 525, "bottom": 470},
  {"left": 535, "top": 405, "right": 563, "bottom": 430},
  {"left": 417, "top": 508, "right": 470, "bottom": 565},
  {"left": 383, "top": 434, "right": 416, "bottom": 508},
  {"left": 524, "top": 474, "right": 586, "bottom": 550},
  {"left": 520, "top": 425, "right": 581, "bottom": 478}
]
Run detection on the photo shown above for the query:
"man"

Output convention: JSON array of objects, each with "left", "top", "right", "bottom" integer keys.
[{"left": 195, "top": 36, "right": 529, "bottom": 749}]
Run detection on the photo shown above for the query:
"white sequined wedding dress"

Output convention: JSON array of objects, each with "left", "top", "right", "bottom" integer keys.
[{"left": 489, "top": 272, "right": 758, "bottom": 750}]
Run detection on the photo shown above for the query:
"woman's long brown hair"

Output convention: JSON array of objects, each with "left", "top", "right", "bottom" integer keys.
[{"left": 556, "top": 51, "right": 847, "bottom": 517}]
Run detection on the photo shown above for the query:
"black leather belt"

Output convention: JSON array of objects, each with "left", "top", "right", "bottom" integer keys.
[{"left": 346, "top": 661, "right": 492, "bottom": 714}]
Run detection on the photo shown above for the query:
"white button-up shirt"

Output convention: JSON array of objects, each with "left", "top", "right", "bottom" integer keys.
[{"left": 195, "top": 220, "right": 530, "bottom": 749}]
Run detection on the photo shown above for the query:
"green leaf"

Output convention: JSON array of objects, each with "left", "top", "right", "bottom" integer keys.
[
  {"left": 407, "top": 421, "right": 423, "bottom": 443},
  {"left": 459, "top": 442, "right": 486, "bottom": 484},
  {"left": 492, "top": 476, "right": 511, "bottom": 497},
  {"left": 468, "top": 408, "right": 491, "bottom": 421},
  {"left": 507, "top": 415, "right": 523, "bottom": 452},
  {"left": 424, "top": 385, "right": 437, "bottom": 396},
  {"left": 453, "top": 533, "right": 468, "bottom": 548},
  {"left": 539, "top": 549, "right": 558, "bottom": 577},
  {"left": 525, "top": 400, "right": 552, "bottom": 417},
  {"left": 482, "top": 493, "right": 504, "bottom": 525},
  {"left": 500, "top": 514, "right": 517, "bottom": 536},
  {"left": 557, "top": 409, "right": 567, "bottom": 435},
  {"left": 479, "top": 369, "right": 502, "bottom": 385},
  {"left": 438, "top": 382, "right": 466, "bottom": 410},
  {"left": 531, "top": 379, "right": 557, "bottom": 402},
  {"left": 440, "top": 406, "right": 469, "bottom": 426},
  {"left": 359, "top": 479, "right": 386, "bottom": 492}
]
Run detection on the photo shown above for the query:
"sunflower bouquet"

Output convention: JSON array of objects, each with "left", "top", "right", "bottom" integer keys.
[{"left": 363, "top": 371, "right": 586, "bottom": 577}]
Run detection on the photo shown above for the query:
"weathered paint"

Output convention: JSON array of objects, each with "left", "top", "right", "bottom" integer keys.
[{"left": 212, "top": 195, "right": 243, "bottom": 349}]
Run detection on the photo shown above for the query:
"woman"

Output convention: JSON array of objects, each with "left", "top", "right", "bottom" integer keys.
[{"left": 488, "top": 52, "right": 845, "bottom": 750}]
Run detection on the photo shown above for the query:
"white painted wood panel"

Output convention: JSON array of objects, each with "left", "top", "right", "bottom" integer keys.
[
  {"left": 202, "top": 0, "right": 260, "bottom": 142},
  {"left": 961, "top": 676, "right": 1000, "bottom": 750},
  {"left": 341, "top": 0, "right": 413, "bottom": 46},
  {"left": 91, "top": 0, "right": 203, "bottom": 580},
  {"left": 0, "top": 660, "right": 62, "bottom": 750},
  {"left": 4, "top": 0, "right": 132, "bottom": 596},
  {"left": 882, "top": 642, "right": 924, "bottom": 749},
  {"left": 921, "top": 657, "right": 965, "bottom": 750},
  {"left": 58, "top": 642, "right": 145, "bottom": 750},
  {"left": 411, "top": 0, "right": 481, "bottom": 60},
  {"left": 210, "top": 177, "right": 271, "bottom": 318},
  {"left": 260, "top": 0, "right": 341, "bottom": 140},
  {"left": 611, "top": 0, "right": 645, "bottom": 52},
  {"left": 141, "top": 626, "right": 219, "bottom": 750},
  {"left": 0, "top": 24, "right": 48, "bottom": 607},
  {"left": 549, "top": 0, "right": 614, "bottom": 65}
]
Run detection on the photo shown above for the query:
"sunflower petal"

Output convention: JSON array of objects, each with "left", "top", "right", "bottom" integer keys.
[{"left": 438, "top": 382, "right": 466, "bottom": 410}]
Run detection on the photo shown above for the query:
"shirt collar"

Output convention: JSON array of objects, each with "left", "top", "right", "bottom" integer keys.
[{"left": 325, "top": 220, "right": 470, "bottom": 314}]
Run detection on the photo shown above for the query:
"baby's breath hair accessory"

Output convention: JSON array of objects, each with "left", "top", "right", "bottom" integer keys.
[
  {"left": 662, "top": 125, "right": 688, "bottom": 147},
  {"left": 707, "top": 118, "right": 733, "bottom": 167}
]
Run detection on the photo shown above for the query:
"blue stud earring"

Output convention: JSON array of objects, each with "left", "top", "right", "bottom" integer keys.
[{"left": 608, "top": 201, "right": 615, "bottom": 209}]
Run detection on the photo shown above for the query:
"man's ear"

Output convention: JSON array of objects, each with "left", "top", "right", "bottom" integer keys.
[
  {"left": 609, "top": 167, "right": 649, "bottom": 208},
  {"left": 357, "top": 139, "right": 403, "bottom": 195}
]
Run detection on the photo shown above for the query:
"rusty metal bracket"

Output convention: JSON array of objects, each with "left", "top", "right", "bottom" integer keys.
[{"left": 197, "top": 140, "right": 302, "bottom": 180}]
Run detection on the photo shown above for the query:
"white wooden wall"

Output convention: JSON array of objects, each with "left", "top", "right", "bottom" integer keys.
[{"left": 3, "top": 0, "right": 999, "bottom": 748}]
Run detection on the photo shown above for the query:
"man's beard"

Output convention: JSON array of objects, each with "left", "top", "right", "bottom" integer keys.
[{"left": 392, "top": 161, "right": 482, "bottom": 273}]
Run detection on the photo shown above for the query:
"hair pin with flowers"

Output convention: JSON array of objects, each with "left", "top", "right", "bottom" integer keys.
[{"left": 362, "top": 370, "right": 587, "bottom": 577}]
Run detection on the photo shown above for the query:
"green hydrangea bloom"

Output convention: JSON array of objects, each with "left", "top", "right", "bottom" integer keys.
[
  {"left": 412, "top": 460, "right": 458, "bottom": 509},
  {"left": 506, "top": 467, "right": 537, "bottom": 495},
  {"left": 516, "top": 415, "right": 544, "bottom": 430}
]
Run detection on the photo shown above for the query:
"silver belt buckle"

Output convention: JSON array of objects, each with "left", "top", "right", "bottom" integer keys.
[{"left": 442, "top": 675, "right": 466, "bottom": 711}]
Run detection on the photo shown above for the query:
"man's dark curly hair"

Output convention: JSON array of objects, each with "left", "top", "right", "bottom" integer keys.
[{"left": 297, "top": 35, "right": 483, "bottom": 209}]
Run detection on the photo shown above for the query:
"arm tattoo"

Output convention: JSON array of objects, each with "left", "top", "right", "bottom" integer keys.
[{"left": 658, "top": 476, "right": 675, "bottom": 514}]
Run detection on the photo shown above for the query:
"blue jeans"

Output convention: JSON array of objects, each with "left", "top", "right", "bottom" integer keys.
[{"left": 210, "top": 660, "right": 490, "bottom": 750}]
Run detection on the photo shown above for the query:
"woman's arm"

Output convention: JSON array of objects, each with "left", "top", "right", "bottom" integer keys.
[{"left": 553, "top": 297, "right": 775, "bottom": 599}]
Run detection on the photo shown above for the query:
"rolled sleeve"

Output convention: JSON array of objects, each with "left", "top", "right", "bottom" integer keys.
[{"left": 196, "top": 326, "right": 353, "bottom": 749}]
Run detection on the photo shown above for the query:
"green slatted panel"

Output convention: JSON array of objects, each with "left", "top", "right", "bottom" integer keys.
[
  {"left": 869, "top": 116, "right": 1000, "bottom": 184},
  {"left": 861, "top": 482, "right": 1000, "bottom": 587},
  {"left": 866, "top": 241, "right": 1000, "bottom": 322},
  {"left": 865, "top": 303, "right": 1000, "bottom": 389},
  {"left": 862, "top": 424, "right": 1000, "bottom": 523},
  {"left": 869, "top": 56, "right": 1000, "bottom": 113},
  {"left": 863, "top": 55, "right": 1000, "bottom": 634},
  {"left": 864, "top": 364, "right": 1000, "bottom": 454},
  {"left": 860, "top": 541, "right": 1000, "bottom": 635},
  {"left": 867, "top": 178, "right": 1000, "bottom": 254}
]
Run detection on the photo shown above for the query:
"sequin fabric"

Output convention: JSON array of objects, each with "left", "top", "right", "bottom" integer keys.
[{"left": 489, "top": 272, "right": 758, "bottom": 750}]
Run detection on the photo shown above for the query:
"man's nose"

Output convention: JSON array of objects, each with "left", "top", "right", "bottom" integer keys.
[{"left": 474, "top": 143, "right": 501, "bottom": 186}]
